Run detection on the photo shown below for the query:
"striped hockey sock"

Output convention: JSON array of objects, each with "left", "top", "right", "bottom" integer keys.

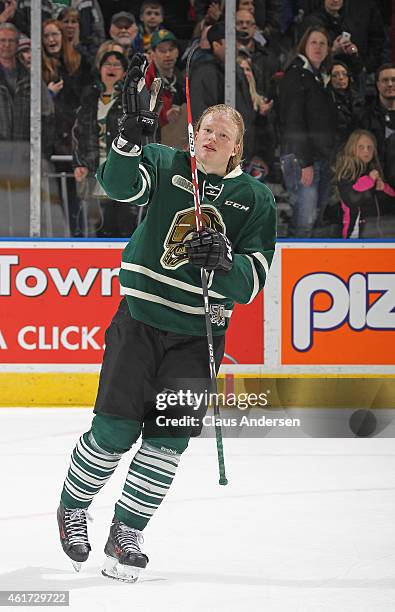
[
  {"left": 61, "top": 432, "right": 122, "bottom": 509},
  {"left": 115, "top": 442, "right": 181, "bottom": 530}
]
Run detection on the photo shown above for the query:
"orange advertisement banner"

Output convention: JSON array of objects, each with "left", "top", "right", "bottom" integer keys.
[
  {"left": 282, "top": 248, "right": 395, "bottom": 365},
  {"left": 0, "top": 245, "right": 263, "bottom": 365}
]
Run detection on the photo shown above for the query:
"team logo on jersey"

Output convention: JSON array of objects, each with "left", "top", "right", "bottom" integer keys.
[
  {"left": 202, "top": 181, "right": 224, "bottom": 201},
  {"left": 209, "top": 304, "right": 226, "bottom": 326},
  {"left": 161, "top": 205, "right": 225, "bottom": 269}
]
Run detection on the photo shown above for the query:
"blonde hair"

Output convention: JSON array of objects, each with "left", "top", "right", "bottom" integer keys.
[
  {"left": 335, "top": 129, "right": 382, "bottom": 182},
  {"left": 95, "top": 39, "right": 126, "bottom": 71},
  {"left": 237, "top": 56, "right": 263, "bottom": 112},
  {"left": 195, "top": 104, "right": 245, "bottom": 173}
]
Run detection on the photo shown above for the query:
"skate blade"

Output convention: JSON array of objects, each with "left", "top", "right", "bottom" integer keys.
[
  {"left": 71, "top": 560, "right": 82, "bottom": 573},
  {"left": 101, "top": 556, "right": 142, "bottom": 583}
]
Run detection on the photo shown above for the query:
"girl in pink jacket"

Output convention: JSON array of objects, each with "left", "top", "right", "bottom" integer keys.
[{"left": 335, "top": 129, "right": 395, "bottom": 238}]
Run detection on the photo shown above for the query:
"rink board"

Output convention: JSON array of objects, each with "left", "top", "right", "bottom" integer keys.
[{"left": 0, "top": 239, "right": 394, "bottom": 405}]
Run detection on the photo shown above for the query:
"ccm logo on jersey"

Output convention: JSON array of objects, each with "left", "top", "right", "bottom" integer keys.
[
  {"left": 224, "top": 200, "right": 250, "bottom": 212},
  {"left": 292, "top": 272, "right": 395, "bottom": 351}
]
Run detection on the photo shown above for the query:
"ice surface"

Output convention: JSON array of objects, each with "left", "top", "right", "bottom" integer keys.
[{"left": 0, "top": 408, "right": 394, "bottom": 612}]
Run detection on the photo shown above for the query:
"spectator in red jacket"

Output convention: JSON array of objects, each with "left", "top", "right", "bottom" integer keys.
[{"left": 145, "top": 29, "right": 185, "bottom": 130}]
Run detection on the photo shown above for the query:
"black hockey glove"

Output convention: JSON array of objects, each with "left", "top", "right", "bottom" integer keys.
[
  {"left": 117, "top": 53, "right": 161, "bottom": 149},
  {"left": 184, "top": 227, "right": 233, "bottom": 272},
  {"left": 118, "top": 110, "right": 158, "bottom": 145}
]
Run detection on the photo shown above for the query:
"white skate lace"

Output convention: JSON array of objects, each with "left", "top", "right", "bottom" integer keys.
[
  {"left": 116, "top": 524, "right": 144, "bottom": 554},
  {"left": 65, "top": 508, "right": 92, "bottom": 546}
]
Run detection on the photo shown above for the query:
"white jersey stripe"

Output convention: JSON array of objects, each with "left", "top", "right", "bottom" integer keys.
[
  {"left": 121, "top": 286, "right": 232, "bottom": 317},
  {"left": 139, "top": 163, "right": 151, "bottom": 194},
  {"left": 115, "top": 174, "right": 148, "bottom": 203},
  {"left": 111, "top": 140, "right": 141, "bottom": 157},
  {"left": 246, "top": 255, "right": 260, "bottom": 304},
  {"left": 121, "top": 262, "right": 226, "bottom": 299},
  {"left": 252, "top": 252, "right": 269, "bottom": 278}
]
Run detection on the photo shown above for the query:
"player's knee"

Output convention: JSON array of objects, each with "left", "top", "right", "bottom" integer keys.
[
  {"left": 91, "top": 413, "right": 142, "bottom": 454},
  {"left": 143, "top": 436, "right": 190, "bottom": 455}
]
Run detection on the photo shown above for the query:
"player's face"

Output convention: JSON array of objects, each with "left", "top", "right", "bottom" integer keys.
[
  {"left": 195, "top": 113, "right": 240, "bottom": 175},
  {"left": 356, "top": 135, "right": 375, "bottom": 164}
]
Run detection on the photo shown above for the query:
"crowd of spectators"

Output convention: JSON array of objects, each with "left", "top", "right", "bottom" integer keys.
[{"left": 0, "top": 0, "right": 394, "bottom": 238}]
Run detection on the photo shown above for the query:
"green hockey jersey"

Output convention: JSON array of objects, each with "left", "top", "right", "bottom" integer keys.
[{"left": 97, "top": 142, "right": 276, "bottom": 336}]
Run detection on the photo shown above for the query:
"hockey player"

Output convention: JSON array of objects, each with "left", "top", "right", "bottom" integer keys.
[{"left": 57, "top": 54, "right": 276, "bottom": 582}]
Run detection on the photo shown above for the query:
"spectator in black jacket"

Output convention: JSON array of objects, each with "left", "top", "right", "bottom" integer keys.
[
  {"left": 235, "top": 0, "right": 283, "bottom": 37},
  {"left": 328, "top": 60, "right": 365, "bottom": 148},
  {"left": 361, "top": 63, "right": 395, "bottom": 188},
  {"left": 42, "top": 18, "right": 93, "bottom": 236},
  {"left": 58, "top": 6, "right": 103, "bottom": 64},
  {"left": 70, "top": 0, "right": 105, "bottom": 62},
  {"left": 299, "top": 0, "right": 384, "bottom": 78},
  {"left": 189, "top": 21, "right": 256, "bottom": 162},
  {"left": 72, "top": 51, "right": 139, "bottom": 237},
  {"left": 0, "top": 22, "right": 30, "bottom": 234},
  {"left": 16, "top": 34, "right": 55, "bottom": 160},
  {"left": 279, "top": 26, "right": 338, "bottom": 236},
  {"left": 0, "top": 22, "right": 29, "bottom": 142},
  {"left": 236, "top": 8, "right": 279, "bottom": 93}
]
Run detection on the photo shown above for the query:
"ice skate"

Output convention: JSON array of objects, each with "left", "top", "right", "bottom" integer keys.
[
  {"left": 57, "top": 502, "right": 91, "bottom": 572},
  {"left": 102, "top": 516, "right": 148, "bottom": 583}
]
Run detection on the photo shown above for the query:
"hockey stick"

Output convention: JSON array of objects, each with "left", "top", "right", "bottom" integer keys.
[{"left": 185, "top": 42, "right": 228, "bottom": 486}]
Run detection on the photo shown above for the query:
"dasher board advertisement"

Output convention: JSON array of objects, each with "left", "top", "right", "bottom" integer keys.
[
  {"left": 280, "top": 243, "right": 395, "bottom": 366},
  {"left": 0, "top": 241, "right": 264, "bottom": 366}
]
